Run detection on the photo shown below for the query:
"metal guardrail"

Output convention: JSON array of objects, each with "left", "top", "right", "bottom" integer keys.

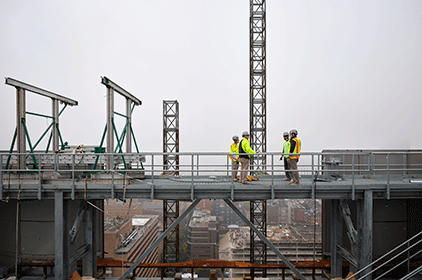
[
  {"left": 344, "top": 230, "right": 422, "bottom": 280},
  {"left": 1, "top": 151, "right": 422, "bottom": 178}
]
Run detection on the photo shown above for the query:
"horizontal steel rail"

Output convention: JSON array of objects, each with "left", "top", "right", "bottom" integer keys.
[{"left": 1, "top": 151, "right": 422, "bottom": 201}]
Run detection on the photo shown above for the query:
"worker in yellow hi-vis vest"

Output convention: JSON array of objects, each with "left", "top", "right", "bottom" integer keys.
[
  {"left": 238, "top": 131, "right": 259, "bottom": 185},
  {"left": 287, "top": 129, "right": 301, "bottom": 185},
  {"left": 229, "top": 135, "right": 240, "bottom": 181}
]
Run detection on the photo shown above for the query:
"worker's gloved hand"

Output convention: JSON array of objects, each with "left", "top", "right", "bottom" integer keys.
[{"left": 279, "top": 156, "right": 283, "bottom": 160}]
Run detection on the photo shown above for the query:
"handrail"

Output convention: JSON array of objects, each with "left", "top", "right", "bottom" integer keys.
[
  {"left": 1, "top": 151, "right": 422, "bottom": 182},
  {"left": 344, "top": 230, "right": 422, "bottom": 280}
]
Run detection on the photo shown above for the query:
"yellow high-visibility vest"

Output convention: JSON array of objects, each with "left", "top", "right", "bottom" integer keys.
[{"left": 229, "top": 142, "right": 239, "bottom": 161}]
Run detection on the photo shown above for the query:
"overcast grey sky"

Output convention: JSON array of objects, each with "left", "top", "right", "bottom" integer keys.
[{"left": 1, "top": 1, "right": 421, "bottom": 154}]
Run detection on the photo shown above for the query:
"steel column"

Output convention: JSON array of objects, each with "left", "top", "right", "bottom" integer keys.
[
  {"left": 118, "top": 199, "right": 200, "bottom": 280},
  {"left": 224, "top": 199, "right": 306, "bottom": 280},
  {"left": 106, "top": 87, "right": 114, "bottom": 170},
  {"left": 16, "top": 87, "right": 26, "bottom": 169},
  {"left": 52, "top": 99, "right": 59, "bottom": 152},
  {"left": 249, "top": 0, "right": 267, "bottom": 173},
  {"left": 163, "top": 100, "right": 179, "bottom": 175},
  {"left": 357, "top": 190, "right": 373, "bottom": 280},
  {"left": 126, "top": 99, "right": 132, "bottom": 154},
  {"left": 55, "top": 190, "right": 70, "bottom": 280},
  {"left": 331, "top": 200, "right": 343, "bottom": 278},
  {"left": 250, "top": 200, "right": 267, "bottom": 278}
]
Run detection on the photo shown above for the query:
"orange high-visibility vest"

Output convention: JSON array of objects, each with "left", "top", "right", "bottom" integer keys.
[{"left": 290, "top": 137, "right": 301, "bottom": 159}]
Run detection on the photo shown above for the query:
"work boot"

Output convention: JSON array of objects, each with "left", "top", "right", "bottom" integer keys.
[
  {"left": 233, "top": 177, "right": 239, "bottom": 182},
  {"left": 290, "top": 181, "right": 299, "bottom": 185},
  {"left": 283, "top": 178, "right": 290, "bottom": 181},
  {"left": 247, "top": 175, "right": 258, "bottom": 181}
]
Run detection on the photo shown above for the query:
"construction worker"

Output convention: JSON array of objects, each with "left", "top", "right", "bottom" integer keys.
[
  {"left": 229, "top": 135, "right": 240, "bottom": 181},
  {"left": 287, "top": 129, "right": 301, "bottom": 185},
  {"left": 280, "top": 131, "right": 292, "bottom": 182},
  {"left": 238, "top": 131, "right": 259, "bottom": 185}
]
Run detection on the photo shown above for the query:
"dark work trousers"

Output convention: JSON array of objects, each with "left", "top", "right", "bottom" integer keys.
[{"left": 283, "top": 157, "right": 292, "bottom": 180}]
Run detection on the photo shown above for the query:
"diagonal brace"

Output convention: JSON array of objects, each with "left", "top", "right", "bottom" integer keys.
[
  {"left": 223, "top": 199, "right": 306, "bottom": 280},
  {"left": 118, "top": 199, "right": 201, "bottom": 280},
  {"left": 339, "top": 200, "right": 357, "bottom": 244}
]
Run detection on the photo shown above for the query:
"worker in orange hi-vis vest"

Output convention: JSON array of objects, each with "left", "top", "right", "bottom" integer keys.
[
  {"left": 287, "top": 129, "right": 301, "bottom": 185},
  {"left": 229, "top": 135, "right": 240, "bottom": 181}
]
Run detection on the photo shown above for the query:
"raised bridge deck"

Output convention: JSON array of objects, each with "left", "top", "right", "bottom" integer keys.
[{"left": 2, "top": 151, "right": 422, "bottom": 201}]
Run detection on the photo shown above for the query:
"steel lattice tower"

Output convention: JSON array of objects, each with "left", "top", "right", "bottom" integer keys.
[
  {"left": 250, "top": 200, "right": 267, "bottom": 278},
  {"left": 249, "top": 0, "right": 268, "bottom": 277},
  {"left": 162, "top": 101, "right": 180, "bottom": 277},
  {"left": 162, "top": 200, "right": 179, "bottom": 277},
  {"left": 163, "top": 100, "right": 179, "bottom": 175},
  {"left": 249, "top": 0, "right": 267, "bottom": 173}
]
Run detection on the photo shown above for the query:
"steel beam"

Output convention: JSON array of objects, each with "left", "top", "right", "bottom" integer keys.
[
  {"left": 101, "top": 76, "right": 141, "bottom": 106},
  {"left": 223, "top": 199, "right": 306, "bottom": 280},
  {"left": 118, "top": 199, "right": 201, "bottom": 280},
  {"left": 5, "top": 77, "right": 78, "bottom": 106}
]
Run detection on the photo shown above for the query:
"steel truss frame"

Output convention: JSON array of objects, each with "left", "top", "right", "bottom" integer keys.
[
  {"left": 4, "top": 77, "right": 78, "bottom": 169},
  {"left": 249, "top": 0, "right": 267, "bottom": 173},
  {"left": 99, "top": 76, "right": 142, "bottom": 170},
  {"left": 163, "top": 100, "right": 179, "bottom": 175},
  {"left": 250, "top": 200, "right": 267, "bottom": 278},
  {"left": 162, "top": 200, "right": 180, "bottom": 277}
]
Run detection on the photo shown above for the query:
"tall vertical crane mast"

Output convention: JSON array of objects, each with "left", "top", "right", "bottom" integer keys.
[
  {"left": 162, "top": 100, "right": 180, "bottom": 277},
  {"left": 249, "top": 0, "right": 267, "bottom": 172},
  {"left": 249, "top": 0, "right": 268, "bottom": 278}
]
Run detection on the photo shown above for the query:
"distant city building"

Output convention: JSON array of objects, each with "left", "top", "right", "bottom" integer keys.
[
  {"left": 221, "top": 224, "right": 322, "bottom": 279},
  {"left": 187, "top": 210, "right": 218, "bottom": 261},
  {"left": 104, "top": 215, "right": 159, "bottom": 278}
]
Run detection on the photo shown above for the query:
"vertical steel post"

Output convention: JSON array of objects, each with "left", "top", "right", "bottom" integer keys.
[
  {"left": 107, "top": 87, "right": 114, "bottom": 170},
  {"left": 357, "top": 190, "right": 373, "bottom": 280},
  {"left": 250, "top": 200, "right": 267, "bottom": 278},
  {"left": 249, "top": 0, "right": 267, "bottom": 173},
  {"left": 52, "top": 99, "right": 59, "bottom": 152},
  {"left": 55, "top": 190, "right": 70, "bottom": 280},
  {"left": 126, "top": 99, "right": 132, "bottom": 154},
  {"left": 16, "top": 87, "right": 26, "bottom": 169}
]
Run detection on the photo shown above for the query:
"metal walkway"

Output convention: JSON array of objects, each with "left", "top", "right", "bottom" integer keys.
[{"left": 2, "top": 151, "right": 422, "bottom": 201}]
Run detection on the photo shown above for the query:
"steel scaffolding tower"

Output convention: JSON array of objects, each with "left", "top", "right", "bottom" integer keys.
[
  {"left": 162, "top": 101, "right": 180, "bottom": 277},
  {"left": 250, "top": 200, "right": 267, "bottom": 278},
  {"left": 163, "top": 100, "right": 179, "bottom": 175},
  {"left": 162, "top": 200, "right": 180, "bottom": 277},
  {"left": 249, "top": 0, "right": 267, "bottom": 173}
]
